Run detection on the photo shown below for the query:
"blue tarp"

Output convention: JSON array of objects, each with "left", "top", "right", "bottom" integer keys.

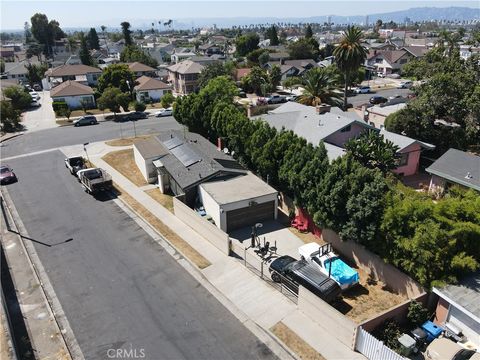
[{"left": 324, "top": 257, "right": 359, "bottom": 285}]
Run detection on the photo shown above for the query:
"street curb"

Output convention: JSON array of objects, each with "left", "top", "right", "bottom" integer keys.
[
  {"left": 113, "top": 195, "right": 300, "bottom": 360},
  {"left": 1, "top": 189, "right": 85, "bottom": 360},
  {"left": 0, "top": 133, "right": 24, "bottom": 144}
]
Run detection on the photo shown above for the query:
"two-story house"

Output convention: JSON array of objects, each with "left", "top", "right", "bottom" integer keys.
[
  {"left": 167, "top": 60, "right": 204, "bottom": 95},
  {"left": 264, "top": 59, "right": 318, "bottom": 80},
  {"left": 44, "top": 64, "right": 102, "bottom": 89},
  {"left": 366, "top": 49, "right": 414, "bottom": 76}
]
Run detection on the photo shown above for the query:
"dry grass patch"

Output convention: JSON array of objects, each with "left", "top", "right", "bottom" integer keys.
[
  {"left": 145, "top": 189, "right": 174, "bottom": 213},
  {"left": 102, "top": 149, "right": 147, "bottom": 187},
  {"left": 271, "top": 322, "right": 325, "bottom": 360},
  {"left": 340, "top": 267, "right": 407, "bottom": 323},
  {"left": 114, "top": 184, "right": 211, "bottom": 269},
  {"left": 288, "top": 227, "right": 325, "bottom": 245},
  {"left": 56, "top": 119, "right": 73, "bottom": 126},
  {"left": 106, "top": 135, "right": 155, "bottom": 147}
]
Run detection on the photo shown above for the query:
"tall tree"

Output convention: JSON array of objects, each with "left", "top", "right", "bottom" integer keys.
[
  {"left": 265, "top": 25, "right": 279, "bottom": 46},
  {"left": 120, "top": 45, "right": 158, "bottom": 68},
  {"left": 3, "top": 86, "right": 32, "bottom": 110},
  {"left": 288, "top": 38, "right": 320, "bottom": 60},
  {"left": 297, "top": 67, "right": 342, "bottom": 106},
  {"left": 235, "top": 33, "right": 259, "bottom": 57},
  {"left": 97, "top": 87, "right": 130, "bottom": 119},
  {"left": 345, "top": 130, "right": 400, "bottom": 174},
  {"left": 121, "top": 21, "right": 133, "bottom": 46},
  {"left": 97, "top": 64, "right": 136, "bottom": 94},
  {"left": 87, "top": 28, "right": 100, "bottom": 50},
  {"left": 78, "top": 32, "right": 94, "bottom": 66},
  {"left": 305, "top": 24, "right": 313, "bottom": 39},
  {"left": 24, "top": 22, "right": 32, "bottom": 43},
  {"left": 26, "top": 63, "right": 48, "bottom": 86},
  {"left": 333, "top": 26, "right": 368, "bottom": 110},
  {"left": 30, "top": 13, "right": 65, "bottom": 58},
  {"left": 1, "top": 101, "right": 22, "bottom": 132},
  {"left": 101, "top": 25, "right": 109, "bottom": 54}
]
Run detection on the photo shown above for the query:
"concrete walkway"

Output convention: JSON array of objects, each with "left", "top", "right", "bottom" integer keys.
[
  {"left": 60, "top": 141, "right": 366, "bottom": 360},
  {"left": 21, "top": 90, "right": 57, "bottom": 132}
]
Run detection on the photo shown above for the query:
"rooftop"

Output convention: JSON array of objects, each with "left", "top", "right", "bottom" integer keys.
[
  {"left": 134, "top": 75, "right": 170, "bottom": 91},
  {"left": 433, "top": 271, "right": 480, "bottom": 323},
  {"left": 45, "top": 64, "right": 102, "bottom": 77},
  {"left": 128, "top": 62, "right": 156, "bottom": 72},
  {"left": 200, "top": 172, "right": 277, "bottom": 205},
  {"left": 380, "top": 129, "right": 435, "bottom": 152},
  {"left": 426, "top": 148, "right": 480, "bottom": 191},
  {"left": 167, "top": 60, "right": 204, "bottom": 75},
  {"left": 154, "top": 131, "right": 246, "bottom": 190},
  {"left": 134, "top": 137, "right": 168, "bottom": 159},
  {"left": 50, "top": 80, "right": 94, "bottom": 97}
]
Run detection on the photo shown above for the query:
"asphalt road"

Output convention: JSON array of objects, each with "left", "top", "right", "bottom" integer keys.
[
  {"left": 2, "top": 116, "right": 182, "bottom": 159},
  {"left": 4, "top": 151, "right": 277, "bottom": 360},
  {"left": 348, "top": 88, "right": 412, "bottom": 107}
]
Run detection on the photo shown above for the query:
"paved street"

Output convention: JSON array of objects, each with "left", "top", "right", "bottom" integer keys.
[
  {"left": 4, "top": 151, "right": 277, "bottom": 360},
  {"left": 1, "top": 116, "right": 182, "bottom": 159},
  {"left": 348, "top": 88, "right": 412, "bottom": 107}
]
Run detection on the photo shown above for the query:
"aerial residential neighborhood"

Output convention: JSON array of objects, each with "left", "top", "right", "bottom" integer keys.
[{"left": 1, "top": 1, "right": 479, "bottom": 360}]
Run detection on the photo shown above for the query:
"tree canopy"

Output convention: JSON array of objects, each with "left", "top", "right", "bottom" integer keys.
[
  {"left": 265, "top": 25, "right": 279, "bottom": 46},
  {"left": 235, "top": 33, "right": 260, "bottom": 57},
  {"left": 87, "top": 28, "right": 100, "bottom": 50},
  {"left": 79, "top": 32, "right": 94, "bottom": 66},
  {"left": 121, "top": 21, "right": 133, "bottom": 46},
  {"left": 97, "top": 87, "right": 130, "bottom": 117},
  {"left": 120, "top": 45, "right": 158, "bottom": 68},
  {"left": 288, "top": 38, "right": 320, "bottom": 61},
  {"left": 197, "top": 62, "right": 235, "bottom": 88},
  {"left": 296, "top": 67, "right": 342, "bottom": 107},
  {"left": 97, "top": 64, "right": 136, "bottom": 94},
  {"left": 3, "top": 86, "right": 32, "bottom": 110},
  {"left": 30, "top": 13, "right": 65, "bottom": 57}
]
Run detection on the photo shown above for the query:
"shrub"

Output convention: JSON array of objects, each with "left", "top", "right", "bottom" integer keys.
[
  {"left": 407, "top": 300, "right": 429, "bottom": 328},
  {"left": 134, "top": 101, "right": 146, "bottom": 112}
]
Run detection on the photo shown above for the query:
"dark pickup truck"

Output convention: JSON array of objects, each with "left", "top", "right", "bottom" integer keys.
[
  {"left": 269, "top": 255, "right": 342, "bottom": 304},
  {"left": 79, "top": 168, "right": 112, "bottom": 195},
  {"left": 65, "top": 156, "right": 86, "bottom": 175}
]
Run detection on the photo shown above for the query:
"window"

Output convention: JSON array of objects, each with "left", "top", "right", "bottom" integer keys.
[
  {"left": 375, "top": 58, "right": 383, "bottom": 63},
  {"left": 340, "top": 125, "right": 351, "bottom": 133},
  {"left": 397, "top": 153, "right": 409, "bottom": 167},
  {"left": 399, "top": 59, "right": 408, "bottom": 64}
]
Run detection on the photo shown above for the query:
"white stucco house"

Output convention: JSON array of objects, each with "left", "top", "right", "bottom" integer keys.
[
  {"left": 133, "top": 75, "right": 171, "bottom": 103},
  {"left": 44, "top": 64, "right": 102, "bottom": 89},
  {"left": 50, "top": 80, "right": 95, "bottom": 110}
]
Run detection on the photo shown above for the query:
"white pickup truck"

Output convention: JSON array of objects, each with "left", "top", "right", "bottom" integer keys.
[
  {"left": 64, "top": 156, "right": 86, "bottom": 175},
  {"left": 298, "top": 242, "right": 359, "bottom": 290}
]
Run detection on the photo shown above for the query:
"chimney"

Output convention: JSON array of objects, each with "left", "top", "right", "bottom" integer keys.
[
  {"left": 217, "top": 137, "right": 222, "bottom": 151},
  {"left": 316, "top": 103, "right": 331, "bottom": 114}
]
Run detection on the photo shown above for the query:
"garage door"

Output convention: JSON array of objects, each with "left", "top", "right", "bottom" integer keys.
[{"left": 226, "top": 201, "right": 275, "bottom": 232}]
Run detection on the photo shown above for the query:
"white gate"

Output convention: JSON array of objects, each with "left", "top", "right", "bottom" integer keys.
[{"left": 355, "top": 327, "right": 407, "bottom": 360}]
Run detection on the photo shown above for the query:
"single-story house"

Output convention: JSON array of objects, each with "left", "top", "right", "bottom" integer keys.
[
  {"left": 50, "top": 80, "right": 95, "bottom": 109},
  {"left": 199, "top": 172, "right": 278, "bottom": 232},
  {"left": 432, "top": 271, "right": 480, "bottom": 351},
  {"left": 133, "top": 75, "right": 171, "bottom": 102},
  {"left": 133, "top": 137, "right": 167, "bottom": 183},
  {"left": 2, "top": 61, "right": 29, "bottom": 82},
  {"left": 128, "top": 62, "right": 157, "bottom": 78},
  {"left": 426, "top": 149, "right": 480, "bottom": 194},
  {"left": 252, "top": 102, "right": 373, "bottom": 161},
  {"left": 380, "top": 129, "right": 435, "bottom": 177},
  {"left": 167, "top": 60, "right": 204, "bottom": 95},
  {"left": 151, "top": 131, "right": 247, "bottom": 206},
  {"left": 265, "top": 59, "right": 317, "bottom": 80},
  {"left": 359, "top": 102, "right": 407, "bottom": 129},
  {"left": 45, "top": 64, "right": 102, "bottom": 89}
]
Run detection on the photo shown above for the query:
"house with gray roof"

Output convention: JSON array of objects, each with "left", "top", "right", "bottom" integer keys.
[
  {"left": 432, "top": 271, "right": 480, "bottom": 350},
  {"left": 252, "top": 102, "right": 372, "bottom": 161},
  {"left": 167, "top": 60, "right": 204, "bottom": 95},
  {"left": 426, "top": 149, "right": 480, "bottom": 194}
]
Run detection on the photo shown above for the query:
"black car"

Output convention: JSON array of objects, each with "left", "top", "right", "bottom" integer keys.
[
  {"left": 269, "top": 255, "right": 342, "bottom": 303},
  {"left": 0, "top": 165, "right": 17, "bottom": 185},
  {"left": 369, "top": 95, "right": 388, "bottom": 105},
  {"left": 126, "top": 111, "right": 148, "bottom": 121}
]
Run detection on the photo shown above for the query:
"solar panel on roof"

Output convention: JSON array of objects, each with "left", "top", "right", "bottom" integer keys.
[
  {"left": 163, "top": 136, "right": 183, "bottom": 150},
  {"left": 170, "top": 144, "right": 201, "bottom": 167}
]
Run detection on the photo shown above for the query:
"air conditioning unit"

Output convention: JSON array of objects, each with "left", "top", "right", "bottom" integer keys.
[{"left": 444, "top": 322, "right": 464, "bottom": 342}]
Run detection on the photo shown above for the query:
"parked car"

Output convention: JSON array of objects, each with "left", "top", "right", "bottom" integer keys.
[
  {"left": 397, "top": 80, "right": 413, "bottom": 89},
  {"left": 73, "top": 115, "right": 98, "bottom": 127},
  {"left": 425, "top": 338, "right": 479, "bottom": 360},
  {"left": 79, "top": 168, "right": 112, "bottom": 195},
  {"left": 269, "top": 255, "right": 342, "bottom": 303},
  {"left": 126, "top": 111, "right": 148, "bottom": 121},
  {"left": 154, "top": 107, "right": 173, "bottom": 117},
  {"left": 387, "top": 73, "right": 401, "bottom": 79},
  {"left": 77, "top": 168, "right": 96, "bottom": 182},
  {"left": 286, "top": 94, "right": 298, "bottom": 102},
  {"left": 30, "top": 100, "right": 41, "bottom": 108},
  {"left": 266, "top": 95, "right": 287, "bottom": 104},
  {"left": 388, "top": 94, "right": 403, "bottom": 100},
  {"left": 354, "top": 86, "right": 371, "bottom": 94},
  {"left": 29, "top": 91, "right": 40, "bottom": 101},
  {"left": 376, "top": 72, "right": 385, "bottom": 78},
  {"left": 0, "top": 165, "right": 17, "bottom": 185},
  {"left": 298, "top": 243, "right": 359, "bottom": 290},
  {"left": 369, "top": 95, "right": 388, "bottom": 105},
  {"left": 33, "top": 84, "right": 42, "bottom": 91},
  {"left": 64, "top": 156, "right": 86, "bottom": 175}
]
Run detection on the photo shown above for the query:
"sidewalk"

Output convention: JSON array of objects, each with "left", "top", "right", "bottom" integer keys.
[{"left": 62, "top": 141, "right": 366, "bottom": 360}]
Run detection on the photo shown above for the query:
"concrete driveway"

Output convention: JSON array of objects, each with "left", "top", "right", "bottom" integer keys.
[{"left": 21, "top": 90, "right": 57, "bottom": 132}]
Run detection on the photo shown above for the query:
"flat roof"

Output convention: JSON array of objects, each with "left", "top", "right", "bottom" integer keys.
[
  {"left": 200, "top": 172, "right": 277, "bottom": 205},
  {"left": 134, "top": 137, "right": 168, "bottom": 159}
]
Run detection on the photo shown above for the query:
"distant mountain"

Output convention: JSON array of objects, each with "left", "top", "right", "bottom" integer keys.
[{"left": 120, "top": 6, "right": 480, "bottom": 30}]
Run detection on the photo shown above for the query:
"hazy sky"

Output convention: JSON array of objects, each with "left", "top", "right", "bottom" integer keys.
[{"left": 1, "top": 0, "right": 478, "bottom": 30}]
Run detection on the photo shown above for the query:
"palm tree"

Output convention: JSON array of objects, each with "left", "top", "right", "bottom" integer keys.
[
  {"left": 297, "top": 68, "right": 342, "bottom": 107},
  {"left": 333, "top": 26, "right": 368, "bottom": 110},
  {"left": 101, "top": 25, "right": 109, "bottom": 55}
]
